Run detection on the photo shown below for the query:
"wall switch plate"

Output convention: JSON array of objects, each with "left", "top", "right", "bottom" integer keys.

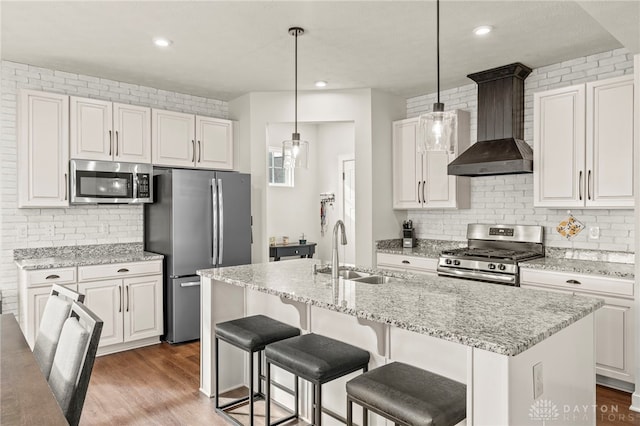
[
  {"left": 589, "top": 226, "right": 600, "bottom": 239},
  {"left": 533, "top": 362, "right": 543, "bottom": 399},
  {"left": 17, "top": 224, "right": 28, "bottom": 239}
]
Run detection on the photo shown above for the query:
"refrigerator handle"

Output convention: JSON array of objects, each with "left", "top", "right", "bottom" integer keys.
[
  {"left": 212, "top": 179, "right": 218, "bottom": 266},
  {"left": 218, "top": 178, "right": 224, "bottom": 265}
]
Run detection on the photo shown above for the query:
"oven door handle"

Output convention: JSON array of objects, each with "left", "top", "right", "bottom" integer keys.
[{"left": 437, "top": 267, "right": 517, "bottom": 285}]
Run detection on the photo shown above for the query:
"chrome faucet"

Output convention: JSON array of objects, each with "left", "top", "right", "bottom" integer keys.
[{"left": 331, "top": 220, "right": 348, "bottom": 279}]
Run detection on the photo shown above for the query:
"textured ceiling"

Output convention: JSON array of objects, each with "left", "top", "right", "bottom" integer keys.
[{"left": 1, "top": 1, "right": 635, "bottom": 101}]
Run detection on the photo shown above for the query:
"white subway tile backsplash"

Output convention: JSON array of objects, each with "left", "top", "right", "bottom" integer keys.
[
  {"left": 0, "top": 60, "right": 229, "bottom": 315},
  {"left": 406, "top": 48, "right": 634, "bottom": 253}
]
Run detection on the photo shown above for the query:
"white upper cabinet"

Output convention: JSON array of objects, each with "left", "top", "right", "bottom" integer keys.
[
  {"left": 113, "top": 103, "right": 151, "bottom": 163},
  {"left": 152, "top": 109, "right": 195, "bottom": 167},
  {"left": 153, "top": 109, "right": 234, "bottom": 170},
  {"left": 70, "top": 97, "right": 151, "bottom": 163},
  {"left": 392, "top": 118, "right": 422, "bottom": 209},
  {"left": 195, "top": 116, "right": 233, "bottom": 170},
  {"left": 392, "top": 110, "right": 470, "bottom": 210},
  {"left": 586, "top": 77, "right": 635, "bottom": 207},
  {"left": 18, "top": 90, "right": 70, "bottom": 208},
  {"left": 534, "top": 76, "right": 634, "bottom": 208}
]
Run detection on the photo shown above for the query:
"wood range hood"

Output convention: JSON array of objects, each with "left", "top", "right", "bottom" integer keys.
[{"left": 448, "top": 63, "right": 533, "bottom": 177}]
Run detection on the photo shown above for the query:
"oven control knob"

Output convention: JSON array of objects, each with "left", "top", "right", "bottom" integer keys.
[
  {"left": 453, "top": 260, "right": 461, "bottom": 266},
  {"left": 445, "top": 259, "right": 452, "bottom": 265},
  {"left": 488, "top": 263, "right": 496, "bottom": 270},
  {"left": 498, "top": 264, "right": 506, "bottom": 271}
]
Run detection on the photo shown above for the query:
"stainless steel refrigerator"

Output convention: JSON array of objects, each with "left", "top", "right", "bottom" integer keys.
[{"left": 144, "top": 168, "right": 251, "bottom": 343}]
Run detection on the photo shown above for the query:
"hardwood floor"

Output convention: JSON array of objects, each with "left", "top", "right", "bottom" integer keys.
[{"left": 82, "top": 341, "right": 640, "bottom": 425}]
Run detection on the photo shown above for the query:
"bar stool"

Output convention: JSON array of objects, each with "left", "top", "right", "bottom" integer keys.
[
  {"left": 346, "top": 362, "right": 466, "bottom": 426},
  {"left": 265, "top": 333, "right": 370, "bottom": 426},
  {"left": 215, "top": 315, "right": 301, "bottom": 426}
]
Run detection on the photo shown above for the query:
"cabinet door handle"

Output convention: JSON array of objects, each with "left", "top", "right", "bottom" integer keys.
[
  {"left": 64, "top": 173, "right": 68, "bottom": 201},
  {"left": 118, "top": 285, "right": 122, "bottom": 313},
  {"left": 197, "top": 140, "right": 201, "bottom": 163},
  {"left": 417, "top": 181, "right": 421, "bottom": 203},
  {"left": 126, "top": 285, "right": 130, "bottom": 312},
  {"left": 45, "top": 274, "right": 60, "bottom": 280},
  {"left": 588, "top": 170, "right": 592, "bottom": 201},
  {"left": 109, "top": 130, "right": 112, "bottom": 156},
  {"left": 578, "top": 171, "right": 583, "bottom": 201},
  {"left": 422, "top": 180, "right": 426, "bottom": 203},
  {"left": 566, "top": 279, "right": 582, "bottom": 285},
  {"left": 115, "top": 130, "right": 119, "bottom": 156},
  {"left": 401, "top": 260, "right": 411, "bottom": 264},
  {"left": 117, "top": 268, "right": 129, "bottom": 273},
  {"left": 191, "top": 140, "right": 195, "bottom": 162}
]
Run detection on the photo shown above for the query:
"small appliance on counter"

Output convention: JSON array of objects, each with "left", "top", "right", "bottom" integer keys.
[{"left": 402, "top": 220, "right": 416, "bottom": 248}]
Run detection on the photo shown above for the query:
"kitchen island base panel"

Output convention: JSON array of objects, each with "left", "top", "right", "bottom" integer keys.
[
  {"left": 200, "top": 273, "right": 597, "bottom": 425},
  {"left": 474, "top": 314, "right": 595, "bottom": 425}
]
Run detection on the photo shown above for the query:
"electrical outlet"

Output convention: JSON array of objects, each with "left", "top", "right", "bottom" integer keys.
[
  {"left": 589, "top": 226, "right": 600, "bottom": 239},
  {"left": 17, "top": 224, "right": 28, "bottom": 239},
  {"left": 44, "top": 224, "right": 54, "bottom": 237},
  {"left": 533, "top": 362, "right": 543, "bottom": 399},
  {"left": 99, "top": 223, "right": 108, "bottom": 234}
]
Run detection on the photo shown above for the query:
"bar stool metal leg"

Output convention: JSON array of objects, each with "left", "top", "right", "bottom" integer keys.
[
  {"left": 215, "top": 336, "right": 220, "bottom": 409},
  {"left": 346, "top": 396, "right": 353, "bottom": 426},
  {"left": 265, "top": 360, "right": 271, "bottom": 426},
  {"left": 315, "top": 383, "right": 322, "bottom": 426},
  {"left": 249, "top": 350, "right": 254, "bottom": 426}
]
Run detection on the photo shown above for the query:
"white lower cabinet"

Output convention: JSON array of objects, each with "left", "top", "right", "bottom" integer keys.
[
  {"left": 18, "top": 260, "right": 164, "bottom": 355},
  {"left": 520, "top": 268, "right": 634, "bottom": 387},
  {"left": 18, "top": 267, "right": 77, "bottom": 348},
  {"left": 376, "top": 252, "right": 437, "bottom": 275},
  {"left": 78, "top": 261, "right": 163, "bottom": 354}
]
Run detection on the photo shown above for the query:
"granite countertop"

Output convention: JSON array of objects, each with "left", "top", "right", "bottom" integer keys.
[
  {"left": 197, "top": 259, "right": 602, "bottom": 357},
  {"left": 520, "top": 258, "right": 634, "bottom": 279},
  {"left": 14, "top": 243, "right": 163, "bottom": 270},
  {"left": 375, "top": 238, "right": 464, "bottom": 257},
  {"left": 377, "top": 239, "right": 635, "bottom": 279}
]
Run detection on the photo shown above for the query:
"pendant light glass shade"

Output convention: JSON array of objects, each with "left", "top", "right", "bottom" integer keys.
[
  {"left": 420, "top": 0, "right": 455, "bottom": 154},
  {"left": 282, "top": 133, "right": 309, "bottom": 169},
  {"left": 419, "top": 110, "right": 457, "bottom": 154},
  {"left": 282, "top": 27, "right": 309, "bottom": 170}
]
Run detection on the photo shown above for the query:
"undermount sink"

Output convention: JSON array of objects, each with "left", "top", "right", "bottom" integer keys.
[
  {"left": 319, "top": 269, "right": 371, "bottom": 280},
  {"left": 350, "top": 275, "right": 392, "bottom": 284}
]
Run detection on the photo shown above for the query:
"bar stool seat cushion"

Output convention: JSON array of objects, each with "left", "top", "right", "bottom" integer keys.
[
  {"left": 346, "top": 362, "right": 466, "bottom": 426},
  {"left": 215, "top": 315, "right": 300, "bottom": 352},
  {"left": 265, "top": 333, "right": 370, "bottom": 382}
]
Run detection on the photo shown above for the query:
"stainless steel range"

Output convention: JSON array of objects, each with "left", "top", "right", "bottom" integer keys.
[{"left": 437, "top": 224, "right": 544, "bottom": 286}]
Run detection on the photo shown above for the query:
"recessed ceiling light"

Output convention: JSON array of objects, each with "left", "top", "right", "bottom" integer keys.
[
  {"left": 315, "top": 80, "right": 328, "bottom": 88},
  {"left": 473, "top": 26, "right": 493, "bottom": 36},
  {"left": 153, "top": 38, "right": 172, "bottom": 48}
]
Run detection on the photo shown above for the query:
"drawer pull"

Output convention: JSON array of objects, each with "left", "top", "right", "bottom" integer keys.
[
  {"left": 117, "top": 268, "right": 130, "bottom": 273},
  {"left": 45, "top": 274, "right": 60, "bottom": 280},
  {"left": 402, "top": 260, "right": 411, "bottom": 264},
  {"left": 566, "top": 279, "right": 582, "bottom": 285}
]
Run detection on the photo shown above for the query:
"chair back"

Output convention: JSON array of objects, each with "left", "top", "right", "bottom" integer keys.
[
  {"left": 33, "top": 284, "right": 85, "bottom": 379},
  {"left": 48, "top": 301, "right": 103, "bottom": 426}
]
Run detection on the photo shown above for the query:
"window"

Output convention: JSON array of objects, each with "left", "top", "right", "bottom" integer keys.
[{"left": 268, "top": 147, "right": 294, "bottom": 187}]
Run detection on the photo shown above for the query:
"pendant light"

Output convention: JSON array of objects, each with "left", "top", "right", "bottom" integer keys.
[
  {"left": 282, "top": 27, "right": 309, "bottom": 169},
  {"left": 420, "top": 0, "right": 457, "bottom": 154}
]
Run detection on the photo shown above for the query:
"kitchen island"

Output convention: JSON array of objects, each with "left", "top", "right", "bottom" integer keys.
[{"left": 198, "top": 259, "right": 603, "bottom": 425}]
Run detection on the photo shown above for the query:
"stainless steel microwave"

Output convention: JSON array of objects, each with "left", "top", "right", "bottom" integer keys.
[{"left": 70, "top": 160, "right": 153, "bottom": 204}]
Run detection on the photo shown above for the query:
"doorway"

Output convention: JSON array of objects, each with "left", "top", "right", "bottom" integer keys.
[{"left": 341, "top": 157, "right": 356, "bottom": 265}]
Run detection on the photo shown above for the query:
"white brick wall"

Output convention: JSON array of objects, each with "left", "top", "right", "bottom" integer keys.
[
  {"left": 406, "top": 48, "right": 635, "bottom": 251},
  {"left": 0, "top": 60, "right": 228, "bottom": 314}
]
